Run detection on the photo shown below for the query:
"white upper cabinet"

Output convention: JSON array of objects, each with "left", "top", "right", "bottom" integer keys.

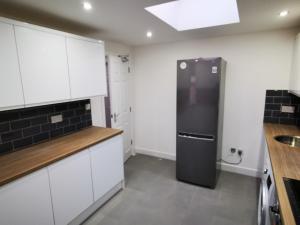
[
  {"left": 0, "top": 22, "right": 24, "bottom": 109},
  {"left": 0, "top": 169, "right": 54, "bottom": 225},
  {"left": 0, "top": 17, "right": 107, "bottom": 109},
  {"left": 66, "top": 37, "right": 107, "bottom": 99},
  {"left": 14, "top": 26, "right": 70, "bottom": 105},
  {"left": 290, "top": 33, "right": 300, "bottom": 97}
]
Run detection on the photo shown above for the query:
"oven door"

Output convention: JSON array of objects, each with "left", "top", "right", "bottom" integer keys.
[
  {"left": 269, "top": 205, "right": 281, "bottom": 225},
  {"left": 269, "top": 189, "right": 281, "bottom": 225},
  {"left": 258, "top": 179, "right": 269, "bottom": 225}
]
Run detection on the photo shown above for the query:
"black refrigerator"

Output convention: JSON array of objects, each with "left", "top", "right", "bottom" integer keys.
[{"left": 176, "top": 57, "right": 226, "bottom": 189}]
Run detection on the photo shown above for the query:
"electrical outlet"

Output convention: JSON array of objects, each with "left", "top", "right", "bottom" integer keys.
[
  {"left": 230, "top": 148, "right": 236, "bottom": 154},
  {"left": 238, "top": 150, "right": 243, "bottom": 156},
  {"left": 85, "top": 103, "right": 91, "bottom": 111},
  {"left": 51, "top": 114, "right": 63, "bottom": 124},
  {"left": 281, "top": 105, "right": 295, "bottom": 113}
]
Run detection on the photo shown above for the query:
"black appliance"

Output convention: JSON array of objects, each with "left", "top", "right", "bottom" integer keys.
[
  {"left": 284, "top": 178, "right": 300, "bottom": 225},
  {"left": 176, "top": 57, "right": 226, "bottom": 188}
]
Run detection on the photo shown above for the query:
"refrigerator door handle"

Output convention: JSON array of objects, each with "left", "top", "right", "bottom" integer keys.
[{"left": 178, "top": 132, "right": 215, "bottom": 142}]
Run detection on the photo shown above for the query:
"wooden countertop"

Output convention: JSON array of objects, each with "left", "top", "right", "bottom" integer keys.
[
  {"left": 264, "top": 123, "right": 300, "bottom": 225},
  {"left": 0, "top": 126, "right": 122, "bottom": 187}
]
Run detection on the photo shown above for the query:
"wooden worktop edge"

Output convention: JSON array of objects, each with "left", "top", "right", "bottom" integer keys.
[
  {"left": 264, "top": 123, "right": 298, "bottom": 225},
  {"left": 0, "top": 127, "right": 123, "bottom": 187}
]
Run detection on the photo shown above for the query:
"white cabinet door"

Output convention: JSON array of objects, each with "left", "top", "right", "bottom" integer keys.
[
  {"left": 290, "top": 34, "right": 300, "bottom": 96},
  {"left": 90, "top": 135, "right": 124, "bottom": 201},
  {"left": 48, "top": 150, "right": 93, "bottom": 225},
  {"left": 0, "top": 22, "right": 24, "bottom": 109},
  {"left": 15, "top": 26, "right": 70, "bottom": 105},
  {"left": 0, "top": 169, "right": 54, "bottom": 225},
  {"left": 66, "top": 37, "right": 106, "bottom": 99}
]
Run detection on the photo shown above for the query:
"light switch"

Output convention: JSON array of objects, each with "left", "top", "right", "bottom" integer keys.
[{"left": 281, "top": 105, "right": 295, "bottom": 113}]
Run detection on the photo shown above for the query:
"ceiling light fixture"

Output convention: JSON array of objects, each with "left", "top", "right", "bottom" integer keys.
[
  {"left": 279, "top": 10, "right": 289, "bottom": 17},
  {"left": 146, "top": 31, "right": 153, "bottom": 38},
  {"left": 83, "top": 2, "right": 92, "bottom": 11}
]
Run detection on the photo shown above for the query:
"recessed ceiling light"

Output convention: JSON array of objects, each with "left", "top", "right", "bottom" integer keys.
[
  {"left": 145, "top": 0, "right": 240, "bottom": 31},
  {"left": 146, "top": 31, "right": 153, "bottom": 38},
  {"left": 83, "top": 2, "right": 92, "bottom": 11},
  {"left": 279, "top": 10, "right": 289, "bottom": 17}
]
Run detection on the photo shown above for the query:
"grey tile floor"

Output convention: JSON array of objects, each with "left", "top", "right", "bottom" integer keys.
[{"left": 83, "top": 154, "right": 259, "bottom": 225}]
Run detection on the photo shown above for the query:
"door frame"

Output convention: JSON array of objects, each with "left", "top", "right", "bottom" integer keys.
[{"left": 105, "top": 54, "right": 135, "bottom": 161}]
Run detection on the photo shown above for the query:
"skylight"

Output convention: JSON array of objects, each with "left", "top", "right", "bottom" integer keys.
[{"left": 145, "top": 0, "right": 240, "bottom": 31}]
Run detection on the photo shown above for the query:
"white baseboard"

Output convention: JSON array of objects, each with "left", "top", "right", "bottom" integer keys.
[
  {"left": 135, "top": 147, "right": 259, "bottom": 177},
  {"left": 217, "top": 162, "right": 260, "bottom": 177},
  {"left": 135, "top": 147, "right": 176, "bottom": 161}
]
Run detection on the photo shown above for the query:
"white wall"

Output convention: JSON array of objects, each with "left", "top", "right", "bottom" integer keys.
[
  {"left": 133, "top": 28, "right": 298, "bottom": 176},
  {"left": 105, "top": 41, "right": 133, "bottom": 56}
]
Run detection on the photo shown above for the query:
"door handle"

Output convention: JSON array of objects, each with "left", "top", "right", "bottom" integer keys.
[
  {"left": 113, "top": 113, "right": 120, "bottom": 123},
  {"left": 113, "top": 113, "right": 117, "bottom": 123},
  {"left": 178, "top": 132, "right": 215, "bottom": 142}
]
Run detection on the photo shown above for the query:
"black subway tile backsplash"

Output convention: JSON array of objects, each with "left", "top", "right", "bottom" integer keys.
[
  {"left": 23, "top": 126, "right": 41, "bottom": 137},
  {"left": 62, "top": 110, "right": 74, "bottom": 118},
  {"left": 64, "top": 125, "right": 76, "bottom": 134},
  {"left": 11, "top": 119, "right": 31, "bottom": 130},
  {"left": 55, "top": 104, "right": 68, "bottom": 112},
  {"left": 282, "top": 90, "right": 290, "bottom": 96},
  {"left": 41, "top": 123, "right": 57, "bottom": 132},
  {"left": 0, "top": 112, "right": 19, "bottom": 123},
  {"left": 272, "top": 111, "right": 289, "bottom": 118},
  {"left": 264, "top": 117, "right": 280, "bottom": 124},
  {"left": 0, "top": 122, "right": 9, "bottom": 133},
  {"left": 266, "top": 90, "right": 283, "bottom": 96},
  {"left": 0, "top": 99, "right": 91, "bottom": 154},
  {"left": 279, "top": 118, "right": 296, "bottom": 125},
  {"left": 76, "top": 108, "right": 86, "bottom": 116},
  {"left": 265, "top": 104, "right": 281, "bottom": 111},
  {"left": 264, "top": 90, "right": 300, "bottom": 125},
  {"left": 56, "top": 120, "right": 70, "bottom": 128},
  {"left": 87, "top": 120, "right": 92, "bottom": 127},
  {"left": 69, "top": 102, "right": 80, "bottom": 109},
  {"left": 70, "top": 116, "right": 81, "bottom": 125},
  {"left": 273, "top": 97, "right": 291, "bottom": 104},
  {"left": 33, "top": 132, "right": 50, "bottom": 143},
  {"left": 264, "top": 110, "right": 272, "bottom": 117},
  {"left": 13, "top": 137, "right": 33, "bottom": 149},
  {"left": 2, "top": 131, "right": 22, "bottom": 142},
  {"left": 0, "top": 142, "right": 13, "bottom": 154},
  {"left": 265, "top": 97, "right": 273, "bottom": 104},
  {"left": 50, "top": 129, "right": 63, "bottom": 138},
  {"left": 31, "top": 116, "right": 48, "bottom": 126}
]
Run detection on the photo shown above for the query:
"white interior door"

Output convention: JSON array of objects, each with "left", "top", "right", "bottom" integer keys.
[{"left": 108, "top": 55, "right": 133, "bottom": 161}]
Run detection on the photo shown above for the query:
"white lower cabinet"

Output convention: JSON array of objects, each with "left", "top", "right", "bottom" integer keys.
[
  {"left": 0, "top": 169, "right": 54, "bottom": 225},
  {"left": 90, "top": 135, "right": 124, "bottom": 200},
  {"left": 48, "top": 150, "right": 94, "bottom": 225},
  {"left": 0, "top": 135, "right": 124, "bottom": 225}
]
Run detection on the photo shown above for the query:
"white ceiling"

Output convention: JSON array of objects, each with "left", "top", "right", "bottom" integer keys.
[{"left": 0, "top": 0, "right": 299, "bottom": 46}]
